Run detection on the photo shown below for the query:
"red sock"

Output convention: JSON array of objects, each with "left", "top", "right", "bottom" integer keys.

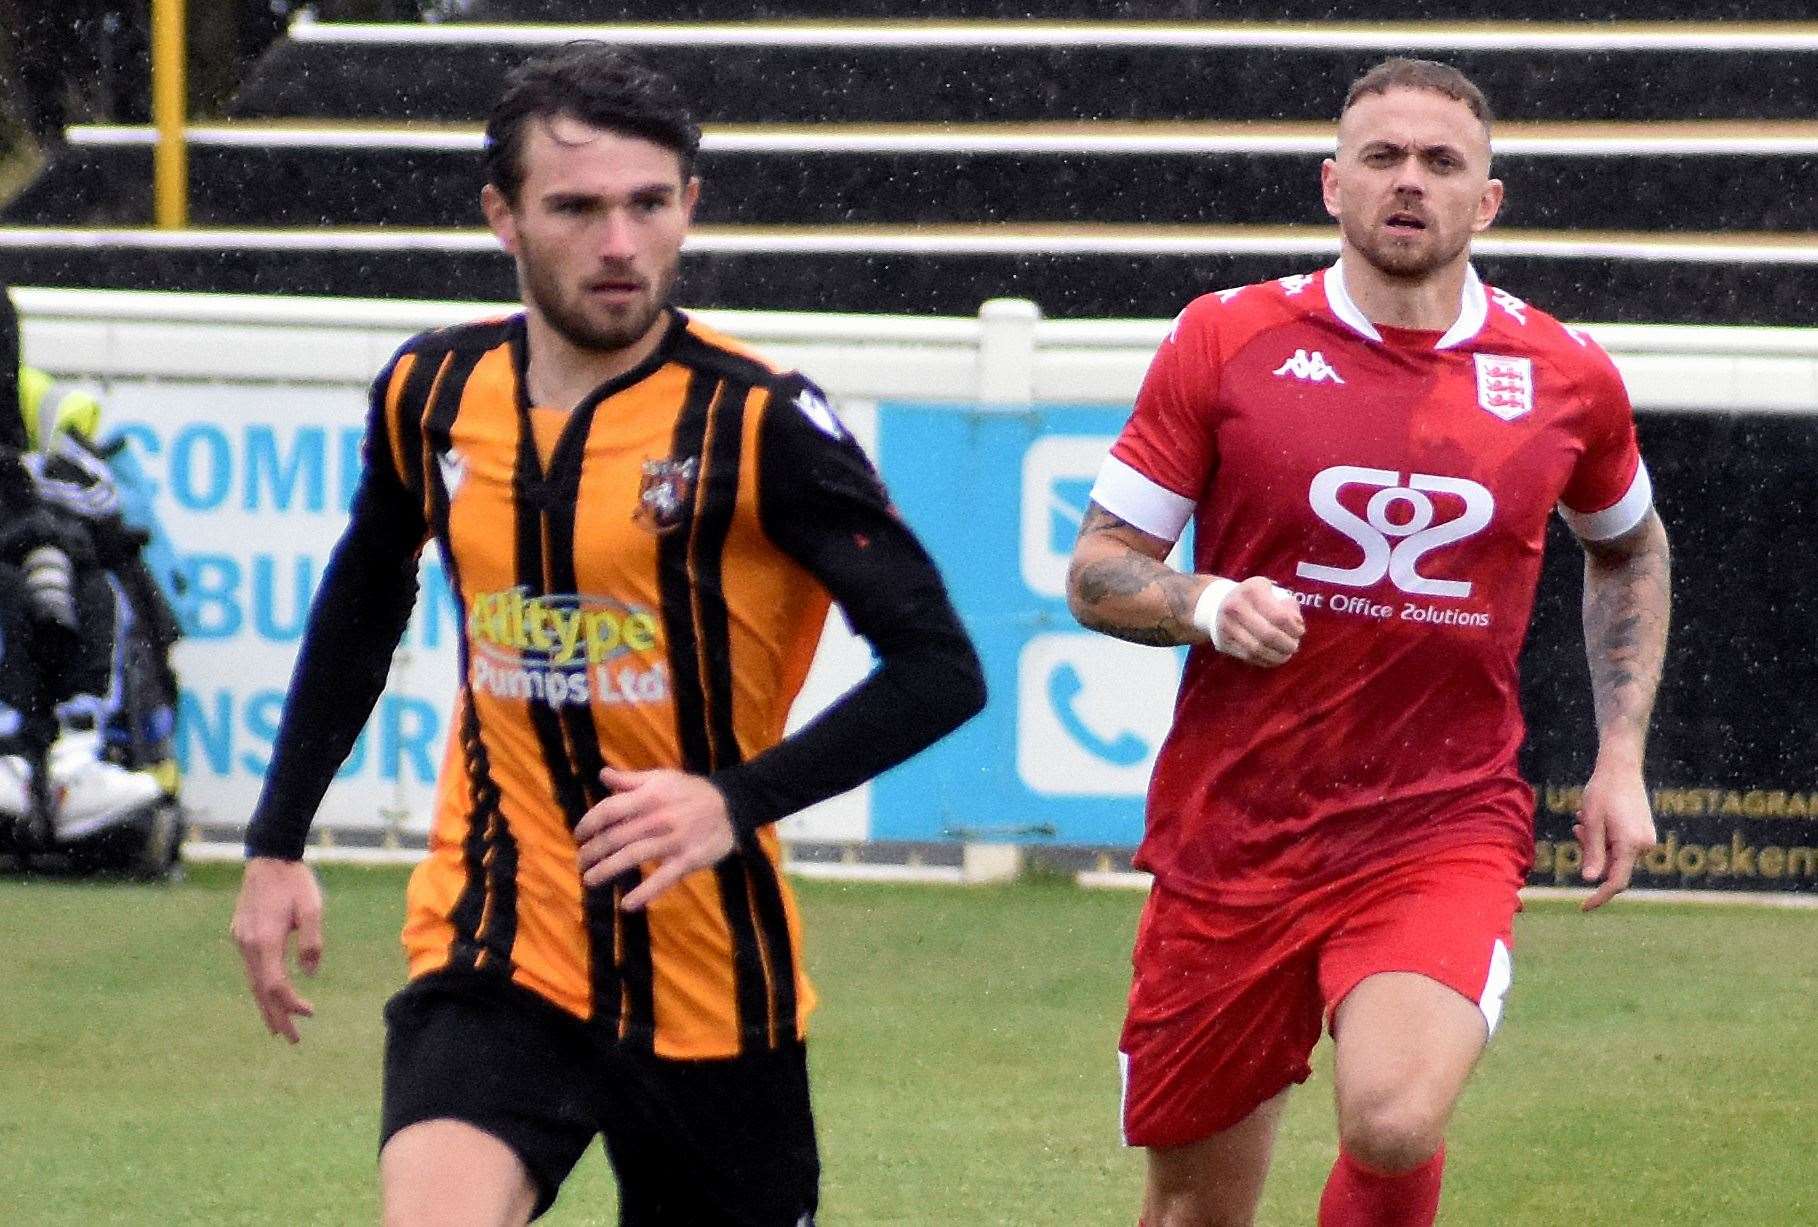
[{"left": 1316, "top": 1145, "right": 1445, "bottom": 1226}]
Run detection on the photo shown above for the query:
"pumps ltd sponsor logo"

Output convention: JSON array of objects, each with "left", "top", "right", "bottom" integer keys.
[{"left": 467, "top": 587, "right": 669, "bottom": 708}]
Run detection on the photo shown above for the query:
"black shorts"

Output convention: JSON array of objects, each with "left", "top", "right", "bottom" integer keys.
[{"left": 380, "top": 973, "right": 819, "bottom": 1224}]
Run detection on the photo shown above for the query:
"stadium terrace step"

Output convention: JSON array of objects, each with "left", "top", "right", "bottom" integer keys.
[
  {"left": 231, "top": 21, "right": 1818, "bottom": 125},
  {"left": 19, "top": 122, "right": 1818, "bottom": 233},
  {"left": 459, "top": 0, "right": 1818, "bottom": 17},
  {"left": 7, "top": 225, "right": 1818, "bottom": 325}
]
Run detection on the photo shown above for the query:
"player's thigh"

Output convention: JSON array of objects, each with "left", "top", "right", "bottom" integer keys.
[
  {"left": 1329, "top": 971, "right": 1487, "bottom": 1168},
  {"left": 1319, "top": 849, "right": 1522, "bottom": 1166},
  {"left": 1142, "top": 1086, "right": 1291, "bottom": 1227},
  {"left": 1120, "top": 883, "right": 1326, "bottom": 1153},
  {"left": 600, "top": 1039, "right": 820, "bottom": 1227},
  {"left": 381, "top": 1119, "right": 537, "bottom": 1227},
  {"left": 380, "top": 975, "right": 600, "bottom": 1222}
]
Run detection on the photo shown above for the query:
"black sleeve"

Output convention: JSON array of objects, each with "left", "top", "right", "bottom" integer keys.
[
  {"left": 707, "top": 375, "right": 986, "bottom": 835},
  {"left": 244, "top": 356, "right": 429, "bottom": 859},
  {"left": 0, "top": 448, "right": 71, "bottom": 563},
  {"left": 0, "top": 287, "right": 22, "bottom": 452}
]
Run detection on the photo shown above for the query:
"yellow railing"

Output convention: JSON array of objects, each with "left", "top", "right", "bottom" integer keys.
[{"left": 152, "top": 0, "right": 187, "bottom": 228}]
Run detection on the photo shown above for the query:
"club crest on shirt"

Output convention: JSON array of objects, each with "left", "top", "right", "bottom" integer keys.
[
  {"left": 1474, "top": 354, "right": 1534, "bottom": 421},
  {"left": 633, "top": 455, "right": 698, "bottom": 534}
]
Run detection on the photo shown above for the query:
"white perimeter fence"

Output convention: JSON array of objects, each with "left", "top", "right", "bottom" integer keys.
[{"left": 14, "top": 287, "right": 1818, "bottom": 888}]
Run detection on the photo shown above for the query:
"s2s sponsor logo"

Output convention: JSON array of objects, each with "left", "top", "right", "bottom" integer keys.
[{"left": 1295, "top": 466, "right": 1494, "bottom": 598}]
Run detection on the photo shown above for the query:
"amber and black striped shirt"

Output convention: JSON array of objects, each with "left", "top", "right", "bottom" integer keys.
[{"left": 247, "top": 309, "right": 983, "bottom": 1058}]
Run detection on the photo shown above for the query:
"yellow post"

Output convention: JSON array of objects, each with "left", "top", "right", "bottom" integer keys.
[{"left": 152, "top": 0, "right": 188, "bottom": 228}]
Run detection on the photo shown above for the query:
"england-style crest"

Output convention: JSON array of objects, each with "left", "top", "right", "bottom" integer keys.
[
  {"left": 634, "top": 456, "right": 698, "bottom": 534},
  {"left": 1474, "top": 354, "right": 1533, "bottom": 421}
]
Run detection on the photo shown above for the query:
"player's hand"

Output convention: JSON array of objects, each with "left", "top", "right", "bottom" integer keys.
[
  {"left": 230, "top": 856, "right": 324, "bottom": 1044},
  {"left": 1574, "top": 761, "right": 1657, "bottom": 912},
  {"left": 1213, "top": 578, "right": 1305, "bottom": 667},
  {"left": 575, "top": 767, "right": 737, "bottom": 910}
]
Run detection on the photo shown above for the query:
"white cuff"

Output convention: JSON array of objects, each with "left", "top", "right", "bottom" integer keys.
[
  {"left": 1090, "top": 455, "right": 1195, "bottom": 543},
  {"left": 1560, "top": 460, "right": 1652, "bottom": 542}
]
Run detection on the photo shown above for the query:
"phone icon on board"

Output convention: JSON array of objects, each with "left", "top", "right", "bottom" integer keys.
[
  {"left": 1048, "top": 663, "right": 1148, "bottom": 767},
  {"left": 1018, "top": 634, "right": 1179, "bottom": 796}
]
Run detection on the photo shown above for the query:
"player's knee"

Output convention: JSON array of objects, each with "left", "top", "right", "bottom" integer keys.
[
  {"left": 381, "top": 1119, "right": 538, "bottom": 1227},
  {"left": 1337, "top": 1097, "right": 1445, "bottom": 1175}
]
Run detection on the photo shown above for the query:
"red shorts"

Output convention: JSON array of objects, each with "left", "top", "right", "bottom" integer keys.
[{"left": 1118, "top": 844, "right": 1523, "bottom": 1149}]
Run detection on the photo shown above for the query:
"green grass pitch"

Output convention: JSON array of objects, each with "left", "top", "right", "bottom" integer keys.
[{"left": 0, "top": 864, "right": 1812, "bottom": 1224}]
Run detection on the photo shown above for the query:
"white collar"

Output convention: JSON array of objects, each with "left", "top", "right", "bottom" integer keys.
[{"left": 1323, "top": 258, "right": 1488, "bottom": 351}]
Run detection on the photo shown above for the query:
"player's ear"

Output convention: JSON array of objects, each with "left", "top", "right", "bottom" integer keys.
[
  {"left": 481, "top": 183, "right": 519, "bottom": 256},
  {"left": 1474, "top": 177, "right": 1504, "bottom": 233},
  {"left": 1320, "top": 158, "right": 1342, "bottom": 221},
  {"left": 681, "top": 176, "right": 701, "bottom": 224}
]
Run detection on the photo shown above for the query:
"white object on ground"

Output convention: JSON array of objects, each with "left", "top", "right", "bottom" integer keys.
[{"left": 49, "top": 731, "right": 162, "bottom": 840}]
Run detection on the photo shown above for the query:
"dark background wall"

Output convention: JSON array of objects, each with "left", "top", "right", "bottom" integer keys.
[{"left": 1518, "top": 412, "right": 1818, "bottom": 893}]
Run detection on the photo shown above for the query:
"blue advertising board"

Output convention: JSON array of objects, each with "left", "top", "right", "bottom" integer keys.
[{"left": 872, "top": 402, "right": 1182, "bottom": 846}]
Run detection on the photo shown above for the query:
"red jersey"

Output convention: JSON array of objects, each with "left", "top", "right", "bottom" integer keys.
[{"left": 1093, "top": 262, "right": 1651, "bottom": 903}]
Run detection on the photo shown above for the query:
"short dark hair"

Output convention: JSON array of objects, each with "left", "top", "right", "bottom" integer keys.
[
  {"left": 1341, "top": 57, "right": 1494, "bottom": 132},
  {"left": 483, "top": 42, "right": 702, "bottom": 206}
]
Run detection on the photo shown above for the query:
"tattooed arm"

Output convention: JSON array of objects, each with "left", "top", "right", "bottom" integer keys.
[
  {"left": 1066, "top": 502, "right": 1203, "bottom": 646},
  {"left": 1065, "top": 501, "right": 1304, "bottom": 664},
  {"left": 1575, "top": 508, "right": 1671, "bottom": 911}
]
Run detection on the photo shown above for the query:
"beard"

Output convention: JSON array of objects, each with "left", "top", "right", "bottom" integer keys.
[
  {"left": 1340, "top": 212, "right": 1472, "bottom": 281},
  {"left": 517, "top": 244, "right": 678, "bottom": 353}
]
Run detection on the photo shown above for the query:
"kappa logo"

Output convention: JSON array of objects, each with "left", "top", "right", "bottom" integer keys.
[
  {"left": 1474, "top": 354, "right": 1534, "bottom": 421},
  {"left": 1278, "top": 273, "right": 1316, "bottom": 296},
  {"left": 437, "top": 446, "right": 466, "bottom": 496},
  {"left": 1489, "top": 287, "right": 1530, "bottom": 325},
  {"left": 1273, "top": 349, "right": 1346, "bottom": 384},
  {"left": 633, "top": 455, "right": 698, "bottom": 534}
]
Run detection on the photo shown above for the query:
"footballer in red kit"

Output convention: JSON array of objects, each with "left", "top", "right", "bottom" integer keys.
[
  {"left": 1109, "top": 261, "right": 1646, "bottom": 902},
  {"left": 1068, "top": 59, "right": 1671, "bottom": 1227}
]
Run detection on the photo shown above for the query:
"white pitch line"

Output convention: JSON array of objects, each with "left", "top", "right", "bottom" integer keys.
[
  {"left": 156, "top": 845, "right": 1818, "bottom": 905},
  {"left": 1079, "top": 870, "right": 1818, "bottom": 907},
  {"left": 1520, "top": 885, "right": 1818, "bottom": 909},
  {"left": 786, "top": 861, "right": 968, "bottom": 884},
  {"left": 185, "top": 840, "right": 428, "bottom": 866},
  {"left": 186, "top": 839, "right": 972, "bottom": 882}
]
